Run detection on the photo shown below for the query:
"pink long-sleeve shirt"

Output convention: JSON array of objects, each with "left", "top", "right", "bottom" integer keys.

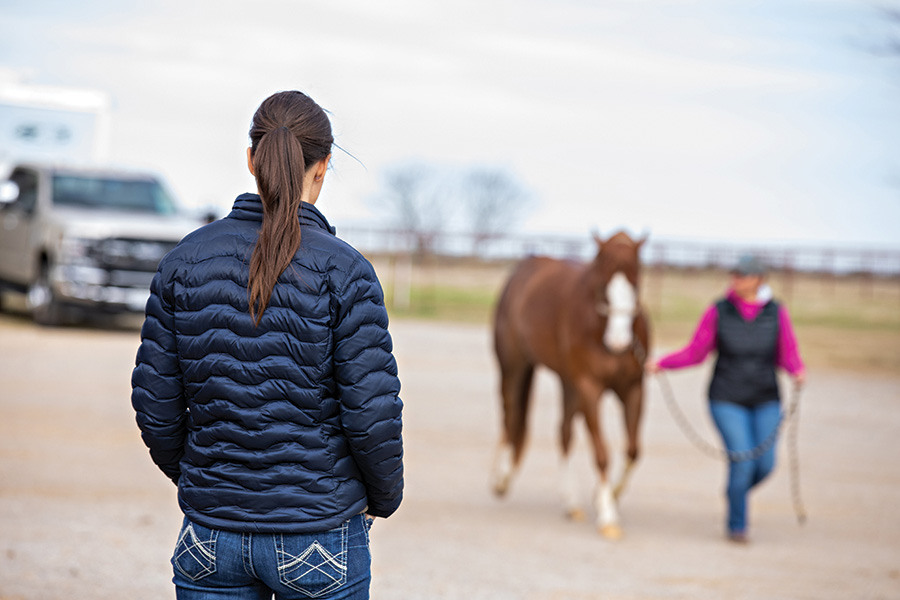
[{"left": 657, "top": 289, "right": 804, "bottom": 375}]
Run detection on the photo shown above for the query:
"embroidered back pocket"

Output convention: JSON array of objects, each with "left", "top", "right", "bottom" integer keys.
[
  {"left": 172, "top": 519, "right": 218, "bottom": 582},
  {"left": 275, "top": 520, "right": 348, "bottom": 597}
]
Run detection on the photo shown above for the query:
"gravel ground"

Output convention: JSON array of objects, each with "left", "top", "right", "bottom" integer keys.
[{"left": 1, "top": 313, "right": 898, "bottom": 599}]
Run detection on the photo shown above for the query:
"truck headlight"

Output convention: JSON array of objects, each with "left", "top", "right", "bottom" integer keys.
[{"left": 58, "top": 236, "right": 97, "bottom": 266}]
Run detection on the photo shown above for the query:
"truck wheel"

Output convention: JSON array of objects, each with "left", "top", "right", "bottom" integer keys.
[{"left": 28, "top": 262, "right": 64, "bottom": 326}]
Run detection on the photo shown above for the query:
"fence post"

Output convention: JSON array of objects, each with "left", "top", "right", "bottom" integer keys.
[
  {"left": 781, "top": 249, "right": 794, "bottom": 306},
  {"left": 651, "top": 243, "right": 665, "bottom": 321},
  {"left": 860, "top": 251, "right": 874, "bottom": 301},
  {"left": 392, "top": 253, "right": 412, "bottom": 311}
]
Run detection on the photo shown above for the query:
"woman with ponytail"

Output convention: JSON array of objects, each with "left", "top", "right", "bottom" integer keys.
[{"left": 132, "top": 91, "right": 403, "bottom": 599}]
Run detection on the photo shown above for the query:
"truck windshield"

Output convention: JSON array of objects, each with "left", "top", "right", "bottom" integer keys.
[{"left": 52, "top": 175, "right": 178, "bottom": 215}]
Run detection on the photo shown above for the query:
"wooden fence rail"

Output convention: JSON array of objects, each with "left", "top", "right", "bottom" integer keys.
[{"left": 339, "top": 226, "right": 900, "bottom": 277}]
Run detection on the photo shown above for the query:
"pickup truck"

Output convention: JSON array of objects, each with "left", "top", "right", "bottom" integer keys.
[{"left": 0, "top": 163, "right": 203, "bottom": 325}]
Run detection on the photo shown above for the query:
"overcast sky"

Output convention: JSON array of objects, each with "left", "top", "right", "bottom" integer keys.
[{"left": 2, "top": 0, "right": 899, "bottom": 246}]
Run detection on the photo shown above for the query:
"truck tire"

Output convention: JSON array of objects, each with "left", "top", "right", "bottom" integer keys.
[{"left": 28, "top": 261, "right": 65, "bottom": 327}]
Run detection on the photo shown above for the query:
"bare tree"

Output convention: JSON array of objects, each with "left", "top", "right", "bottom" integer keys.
[
  {"left": 378, "top": 163, "right": 532, "bottom": 257},
  {"left": 380, "top": 163, "right": 449, "bottom": 255},
  {"left": 463, "top": 167, "right": 531, "bottom": 256}
]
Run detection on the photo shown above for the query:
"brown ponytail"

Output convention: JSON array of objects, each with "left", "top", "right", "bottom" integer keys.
[{"left": 247, "top": 91, "right": 333, "bottom": 325}]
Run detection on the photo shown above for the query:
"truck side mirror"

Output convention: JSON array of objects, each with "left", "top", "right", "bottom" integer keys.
[{"left": 0, "top": 181, "right": 19, "bottom": 205}]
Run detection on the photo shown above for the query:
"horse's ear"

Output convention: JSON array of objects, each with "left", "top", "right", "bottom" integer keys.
[
  {"left": 636, "top": 230, "right": 649, "bottom": 249},
  {"left": 591, "top": 228, "right": 604, "bottom": 249}
]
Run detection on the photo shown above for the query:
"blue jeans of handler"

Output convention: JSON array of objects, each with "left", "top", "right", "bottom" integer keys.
[
  {"left": 709, "top": 400, "right": 781, "bottom": 534},
  {"left": 172, "top": 513, "right": 372, "bottom": 599}
]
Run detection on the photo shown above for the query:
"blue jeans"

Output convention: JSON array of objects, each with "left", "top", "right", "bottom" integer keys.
[
  {"left": 172, "top": 514, "right": 372, "bottom": 599},
  {"left": 709, "top": 400, "right": 781, "bottom": 534}
]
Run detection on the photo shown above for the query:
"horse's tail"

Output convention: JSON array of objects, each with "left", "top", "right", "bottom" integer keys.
[
  {"left": 505, "top": 362, "right": 535, "bottom": 462},
  {"left": 493, "top": 261, "right": 538, "bottom": 464}
]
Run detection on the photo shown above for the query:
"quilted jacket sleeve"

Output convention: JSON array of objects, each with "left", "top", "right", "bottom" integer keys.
[
  {"left": 131, "top": 264, "right": 187, "bottom": 484},
  {"left": 333, "top": 258, "right": 404, "bottom": 518}
]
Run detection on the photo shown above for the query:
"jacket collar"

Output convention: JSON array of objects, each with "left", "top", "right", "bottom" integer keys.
[
  {"left": 726, "top": 284, "right": 773, "bottom": 308},
  {"left": 228, "top": 193, "right": 336, "bottom": 235}
]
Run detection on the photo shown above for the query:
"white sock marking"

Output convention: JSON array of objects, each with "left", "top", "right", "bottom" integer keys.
[
  {"left": 492, "top": 443, "right": 515, "bottom": 494},
  {"left": 594, "top": 478, "right": 619, "bottom": 529},
  {"left": 560, "top": 451, "right": 580, "bottom": 514}
]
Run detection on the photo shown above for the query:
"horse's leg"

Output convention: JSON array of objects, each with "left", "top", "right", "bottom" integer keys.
[
  {"left": 580, "top": 381, "right": 622, "bottom": 539},
  {"left": 613, "top": 381, "right": 644, "bottom": 501},
  {"left": 492, "top": 361, "right": 535, "bottom": 497},
  {"left": 559, "top": 380, "right": 584, "bottom": 520}
]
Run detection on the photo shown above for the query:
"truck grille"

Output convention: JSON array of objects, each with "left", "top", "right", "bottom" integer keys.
[
  {"left": 107, "top": 270, "right": 156, "bottom": 287},
  {"left": 93, "top": 238, "right": 178, "bottom": 272}
]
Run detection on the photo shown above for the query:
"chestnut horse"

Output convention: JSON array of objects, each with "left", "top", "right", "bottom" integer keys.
[{"left": 491, "top": 231, "right": 649, "bottom": 539}]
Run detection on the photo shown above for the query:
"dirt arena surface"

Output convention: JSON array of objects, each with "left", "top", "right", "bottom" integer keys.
[{"left": 1, "top": 313, "right": 898, "bottom": 599}]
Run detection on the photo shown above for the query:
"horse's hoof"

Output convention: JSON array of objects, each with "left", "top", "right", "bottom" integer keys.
[
  {"left": 566, "top": 508, "right": 587, "bottom": 522},
  {"left": 599, "top": 524, "right": 624, "bottom": 540},
  {"left": 491, "top": 445, "right": 515, "bottom": 498}
]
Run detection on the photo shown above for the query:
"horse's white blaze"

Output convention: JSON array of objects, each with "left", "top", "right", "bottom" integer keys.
[
  {"left": 602, "top": 272, "right": 636, "bottom": 353},
  {"left": 594, "top": 478, "right": 619, "bottom": 529}
]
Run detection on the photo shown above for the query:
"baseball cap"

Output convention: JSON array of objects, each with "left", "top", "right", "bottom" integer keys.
[{"left": 731, "top": 254, "right": 766, "bottom": 276}]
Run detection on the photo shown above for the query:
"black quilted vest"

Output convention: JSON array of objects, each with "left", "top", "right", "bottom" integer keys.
[{"left": 708, "top": 298, "right": 780, "bottom": 406}]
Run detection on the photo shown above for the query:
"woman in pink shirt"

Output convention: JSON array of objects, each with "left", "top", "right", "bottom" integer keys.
[{"left": 646, "top": 255, "right": 805, "bottom": 543}]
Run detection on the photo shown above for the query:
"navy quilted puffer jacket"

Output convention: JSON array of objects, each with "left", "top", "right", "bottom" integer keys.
[{"left": 131, "top": 193, "right": 403, "bottom": 533}]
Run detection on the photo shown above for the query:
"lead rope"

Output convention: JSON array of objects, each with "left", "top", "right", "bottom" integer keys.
[
  {"left": 786, "top": 391, "right": 807, "bottom": 524},
  {"left": 653, "top": 370, "right": 807, "bottom": 525}
]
